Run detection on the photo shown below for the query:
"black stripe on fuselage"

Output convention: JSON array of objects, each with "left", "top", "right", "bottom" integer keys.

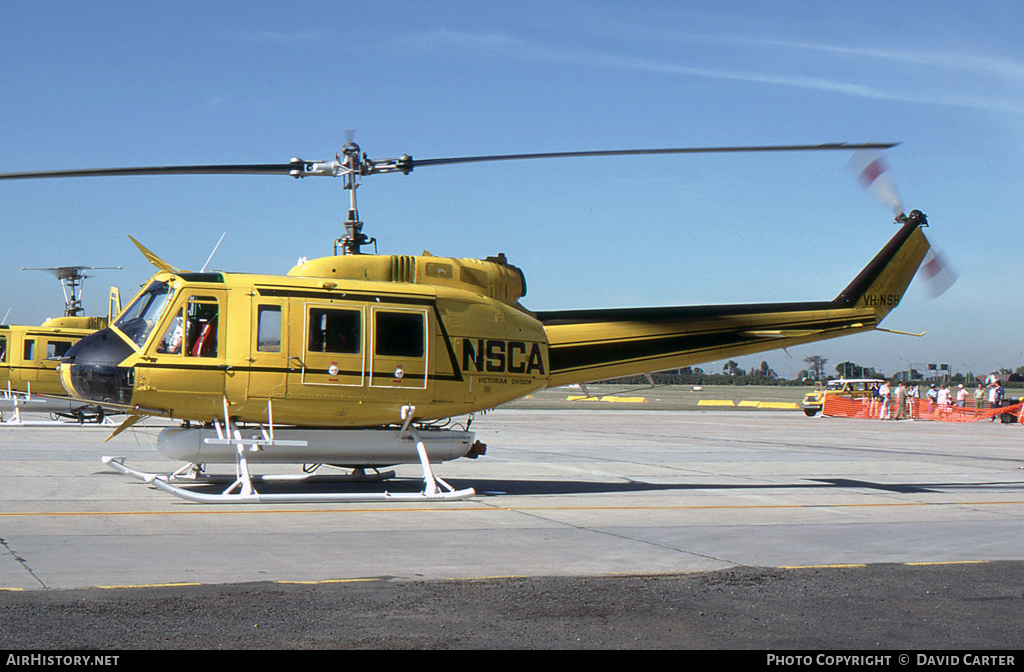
[
  {"left": 255, "top": 287, "right": 435, "bottom": 306},
  {"left": 546, "top": 314, "right": 875, "bottom": 373},
  {"left": 133, "top": 362, "right": 464, "bottom": 383},
  {"left": 535, "top": 300, "right": 837, "bottom": 326}
]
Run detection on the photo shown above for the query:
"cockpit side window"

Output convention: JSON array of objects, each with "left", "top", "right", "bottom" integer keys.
[
  {"left": 47, "top": 341, "right": 72, "bottom": 359},
  {"left": 184, "top": 298, "right": 218, "bottom": 358},
  {"left": 156, "top": 296, "right": 219, "bottom": 358},
  {"left": 157, "top": 313, "right": 184, "bottom": 354},
  {"left": 113, "top": 281, "right": 173, "bottom": 349},
  {"left": 0, "top": 335, "right": 6, "bottom": 363}
]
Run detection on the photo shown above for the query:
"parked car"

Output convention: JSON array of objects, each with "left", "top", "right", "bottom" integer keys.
[{"left": 801, "top": 378, "right": 885, "bottom": 417}]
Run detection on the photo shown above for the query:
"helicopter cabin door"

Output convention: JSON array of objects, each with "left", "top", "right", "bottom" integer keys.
[
  {"left": 369, "top": 305, "right": 429, "bottom": 392},
  {"left": 300, "top": 303, "right": 366, "bottom": 388},
  {"left": 19, "top": 337, "right": 37, "bottom": 383},
  {"left": 147, "top": 290, "right": 226, "bottom": 416},
  {"left": 38, "top": 337, "right": 75, "bottom": 395},
  {"left": 247, "top": 299, "right": 289, "bottom": 399}
]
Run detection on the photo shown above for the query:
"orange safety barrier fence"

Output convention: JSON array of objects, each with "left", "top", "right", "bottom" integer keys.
[{"left": 822, "top": 394, "right": 1024, "bottom": 423}]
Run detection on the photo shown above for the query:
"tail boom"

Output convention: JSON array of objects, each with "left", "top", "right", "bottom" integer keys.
[{"left": 537, "top": 213, "right": 930, "bottom": 387}]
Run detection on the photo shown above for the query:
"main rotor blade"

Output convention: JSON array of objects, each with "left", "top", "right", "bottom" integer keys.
[
  {"left": 0, "top": 142, "right": 899, "bottom": 181},
  {"left": 405, "top": 142, "right": 900, "bottom": 169},
  {"left": 0, "top": 163, "right": 304, "bottom": 180}
]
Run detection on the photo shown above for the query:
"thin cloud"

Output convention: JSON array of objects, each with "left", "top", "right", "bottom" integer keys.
[
  {"left": 676, "top": 34, "right": 1024, "bottom": 83},
  {"left": 419, "top": 29, "right": 1024, "bottom": 115}
]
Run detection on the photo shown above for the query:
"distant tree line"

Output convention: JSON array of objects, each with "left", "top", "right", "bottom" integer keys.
[
  {"left": 596, "top": 358, "right": 1024, "bottom": 387},
  {"left": 600, "top": 360, "right": 805, "bottom": 387}
]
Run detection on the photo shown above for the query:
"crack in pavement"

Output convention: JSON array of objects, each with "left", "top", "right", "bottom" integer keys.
[{"left": 0, "top": 537, "right": 47, "bottom": 589}]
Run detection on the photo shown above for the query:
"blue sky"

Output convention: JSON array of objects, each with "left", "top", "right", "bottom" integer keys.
[{"left": 2, "top": 1, "right": 1022, "bottom": 378}]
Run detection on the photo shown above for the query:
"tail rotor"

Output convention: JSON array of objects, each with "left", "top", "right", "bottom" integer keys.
[{"left": 848, "top": 148, "right": 956, "bottom": 299}]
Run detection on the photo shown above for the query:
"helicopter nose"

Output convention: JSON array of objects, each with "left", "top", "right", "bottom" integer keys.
[{"left": 61, "top": 328, "right": 136, "bottom": 405}]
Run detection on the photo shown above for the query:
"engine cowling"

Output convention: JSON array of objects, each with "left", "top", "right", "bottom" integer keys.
[{"left": 289, "top": 252, "right": 527, "bottom": 306}]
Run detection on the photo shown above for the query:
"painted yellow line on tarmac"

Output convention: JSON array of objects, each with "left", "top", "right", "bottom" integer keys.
[
  {"left": 96, "top": 582, "right": 202, "bottom": 590},
  {"left": 778, "top": 563, "right": 868, "bottom": 569},
  {"left": 566, "top": 395, "right": 647, "bottom": 403},
  {"left": 275, "top": 578, "right": 381, "bottom": 585},
  {"left": 698, "top": 400, "right": 735, "bottom": 406},
  {"left": 781, "top": 560, "right": 993, "bottom": 570},
  {"left": 1, "top": 499, "right": 1022, "bottom": 518},
  {"left": 2, "top": 560, "right": 998, "bottom": 592},
  {"left": 905, "top": 560, "right": 991, "bottom": 566}
]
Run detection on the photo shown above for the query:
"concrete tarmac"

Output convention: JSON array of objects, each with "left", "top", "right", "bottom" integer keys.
[{"left": 1, "top": 407, "right": 1022, "bottom": 648}]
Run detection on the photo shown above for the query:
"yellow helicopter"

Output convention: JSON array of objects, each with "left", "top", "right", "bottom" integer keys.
[
  {"left": 0, "top": 267, "right": 121, "bottom": 423},
  {"left": 0, "top": 142, "right": 932, "bottom": 502}
]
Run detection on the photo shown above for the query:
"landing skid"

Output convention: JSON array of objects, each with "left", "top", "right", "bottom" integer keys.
[
  {"left": 100, "top": 402, "right": 476, "bottom": 504},
  {"left": 101, "top": 456, "right": 472, "bottom": 503}
]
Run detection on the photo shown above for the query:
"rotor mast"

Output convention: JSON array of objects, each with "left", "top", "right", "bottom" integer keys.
[
  {"left": 22, "top": 266, "right": 121, "bottom": 317},
  {"left": 335, "top": 141, "right": 376, "bottom": 256}
]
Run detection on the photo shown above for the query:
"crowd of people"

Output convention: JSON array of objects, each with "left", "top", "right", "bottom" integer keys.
[{"left": 871, "top": 374, "right": 1006, "bottom": 421}]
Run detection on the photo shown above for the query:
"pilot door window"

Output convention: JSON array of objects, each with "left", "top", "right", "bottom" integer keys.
[
  {"left": 307, "top": 308, "right": 361, "bottom": 354},
  {"left": 157, "top": 298, "right": 219, "bottom": 357},
  {"left": 256, "top": 306, "right": 282, "bottom": 353},
  {"left": 23, "top": 339, "right": 35, "bottom": 361},
  {"left": 0, "top": 336, "right": 6, "bottom": 363},
  {"left": 46, "top": 341, "right": 72, "bottom": 360}
]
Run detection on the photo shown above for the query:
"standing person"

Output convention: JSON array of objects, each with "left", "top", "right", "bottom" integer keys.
[
  {"left": 989, "top": 381, "right": 1004, "bottom": 421},
  {"left": 975, "top": 383, "right": 985, "bottom": 408},
  {"left": 937, "top": 383, "right": 952, "bottom": 416},
  {"left": 894, "top": 381, "right": 907, "bottom": 420},
  {"left": 909, "top": 383, "right": 920, "bottom": 418},
  {"left": 878, "top": 379, "right": 892, "bottom": 420},
  {"left": 926, "top": 384, "right": 939, "bottom": 413},
  {"left": 956, "top": 384, "right": 968, "bottom": 408}
]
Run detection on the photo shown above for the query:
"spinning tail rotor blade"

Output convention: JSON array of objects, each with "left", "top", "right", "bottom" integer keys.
[
  {"left": 919, "top": 248, "right": 958, "bottom": 300},
  {"left": 847, "top": 149, "right": 904, "bottom": 215},
  {"left": 847, "top": 149, "right": 956, "bottom": 299}
]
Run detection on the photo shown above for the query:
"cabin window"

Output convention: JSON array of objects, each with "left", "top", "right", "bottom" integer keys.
[
  {"left": 46, "top": 341, "right": 72, "bottom": 359},
  {"left": 308, "top": 308, "right": 360, "bottom": 354},
  {"left": 375, "top": 311, "right": 424, "bottom": 358},
  {"left": 0, "top": 336, "right": 6, "bottom": 363},
  {"left": 257, "top": 306, "right": 282, "bottom": 353},
  {"left": 23, "top": 339, "right": 35, "bottom": 361}
]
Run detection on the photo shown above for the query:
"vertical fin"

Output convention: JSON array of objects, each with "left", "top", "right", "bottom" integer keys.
[{"left": 832, "top": 211, "right": 931, "bottom": 321}]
